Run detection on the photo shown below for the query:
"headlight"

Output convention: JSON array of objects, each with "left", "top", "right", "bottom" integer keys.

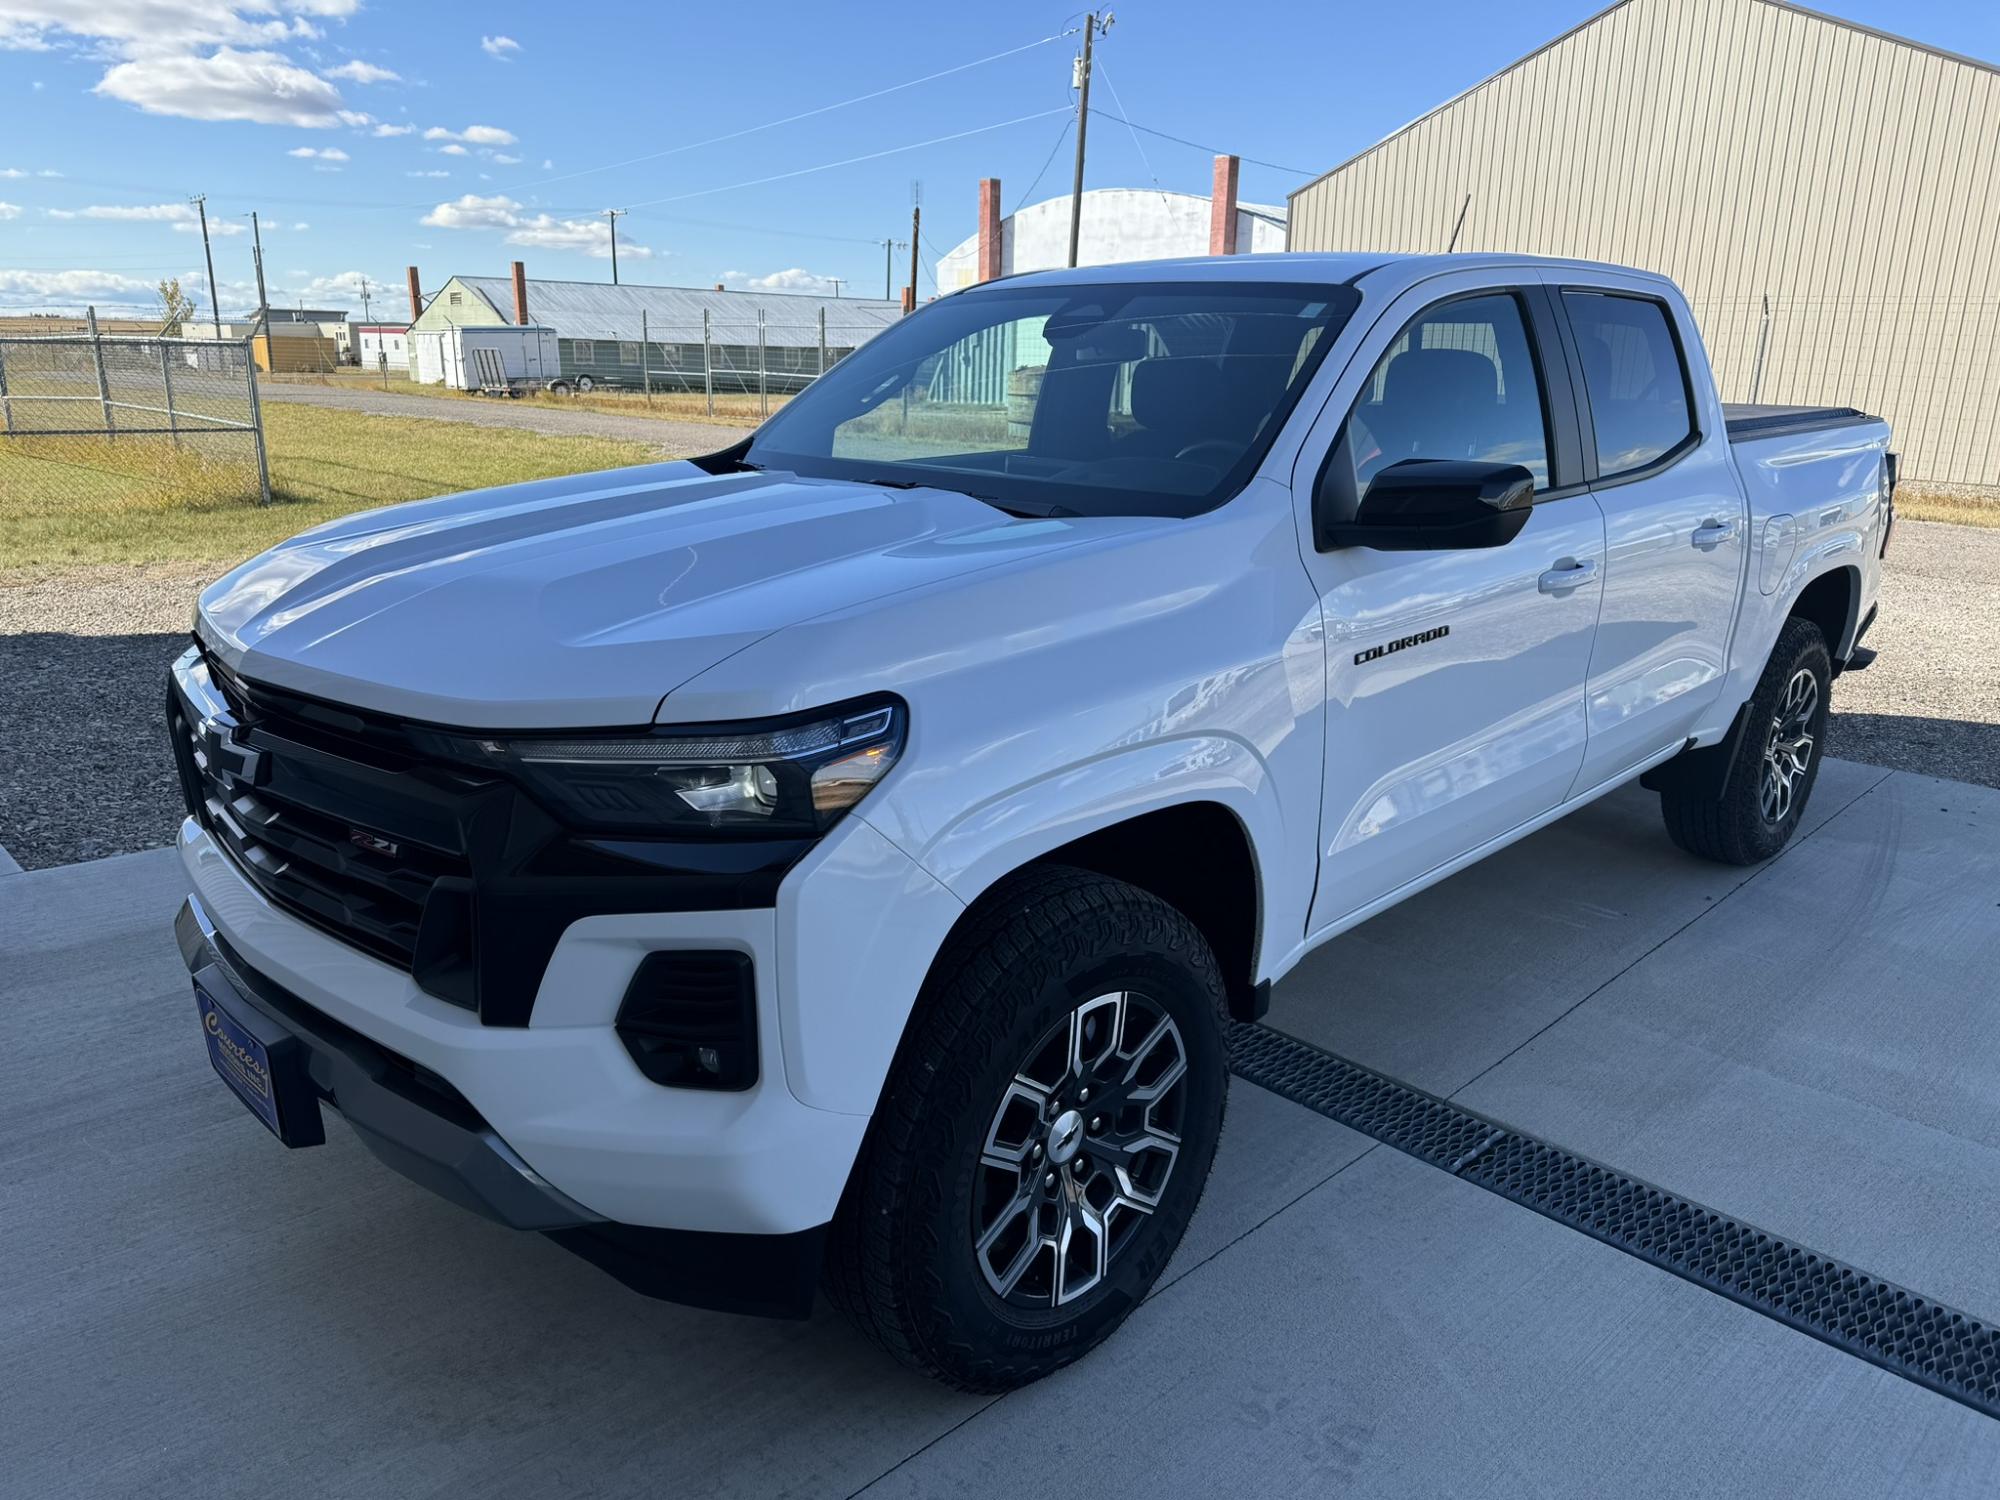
[{"left": 428, "top": 701, "right": 905, "bottom": 837}]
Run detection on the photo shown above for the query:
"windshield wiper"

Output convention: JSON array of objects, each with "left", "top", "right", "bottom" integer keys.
[{"left": 852, "top": 476, "right": 1075, "bottom": 520}]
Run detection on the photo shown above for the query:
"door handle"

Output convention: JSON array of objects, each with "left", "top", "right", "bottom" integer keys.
[
  {"left": 1537, "top": 557, "right": 1599, "bottom": 595},
  {"left": 1692, "top": 518, "right": 1740, "bottom": 550}
]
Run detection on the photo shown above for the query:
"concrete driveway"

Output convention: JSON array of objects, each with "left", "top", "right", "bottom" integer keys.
[{"left": 6, "top": 759, "right": 1999, "bottom": 1496}]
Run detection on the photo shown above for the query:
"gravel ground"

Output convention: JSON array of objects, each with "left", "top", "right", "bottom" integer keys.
[
  {"left": 257, "top": 381, "right": 754, "bottom": 451},
  {"left": 0, "top": 563, "right": 213, "bottom": 870},
  {"left": 2, "top": 521, "right": 1995, "bottom": 872}
]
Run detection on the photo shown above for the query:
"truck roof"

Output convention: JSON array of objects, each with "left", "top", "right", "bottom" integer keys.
[{"left": 977, "top": 251, "right": 1676, "bottom": 296}]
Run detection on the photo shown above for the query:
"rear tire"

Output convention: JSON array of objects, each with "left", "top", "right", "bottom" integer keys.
[
  {"left": 825, "top": 865, "right": 1229, "bottom": 1392},
  {"left": 1660, "top": 615, "right": 1831, "bottom": 865}
]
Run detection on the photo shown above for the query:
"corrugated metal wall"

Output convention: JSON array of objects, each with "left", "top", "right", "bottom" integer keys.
[{"left": 1288, "top": 0, "right": 2000, "bottom": 488}]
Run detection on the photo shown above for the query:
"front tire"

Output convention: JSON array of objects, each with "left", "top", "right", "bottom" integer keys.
[
  {"left": 825, "top": 865, "right": 1228, "bottom": 1391},
  {"left": 1660, "top": 615, "right": 1832, "bottom": 865}
]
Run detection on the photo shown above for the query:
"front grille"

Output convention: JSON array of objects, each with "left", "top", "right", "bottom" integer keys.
[{"left": 169, "top": 648, "right": 477, "bottom": 984}]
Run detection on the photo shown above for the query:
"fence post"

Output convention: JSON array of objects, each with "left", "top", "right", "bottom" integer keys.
[
  {"left": 0, "top": 340, "right": 12, "bottom": 435},
  {"left": 817, "top": 307, "right": 827, "bottom": 380},
  {"left": 1748, "top": 293, "right": 1772, "bottom": 405},
  {"left": 703, "top": 309, "right": 714, "bottom": 418},
  {"left": 243, "top": 338, "right": 272, "bottom": 506},
  {"left": 160, "top": 340, "right": 181, "bottom": 449},
  {"left": 88, "top": 305, "right": 117, "bottom": 439},
  {"left": 758, "top": 309, "right": 768, "bottom": 419},
  {"left": 641, "top": 309, "right": 652, "bottom": 406}
]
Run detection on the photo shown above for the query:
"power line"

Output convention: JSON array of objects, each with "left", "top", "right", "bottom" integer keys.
[
  {"left": 1010, "top": 115, "right": 1073, "bottom": 214},
  {"left": 1083, "top": 108, "right": 1318, "bottom": 176},
  {"left": 488, "top": 30, "right": 1078, "bottom": 201},
  {"left": 614, "top": 107, "right": 1072, "bottom": 211},
  {"left": 1092, "top": 59, "right": 1174, "bottom": 213}
]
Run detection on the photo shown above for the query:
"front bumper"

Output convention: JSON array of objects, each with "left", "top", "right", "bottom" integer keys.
[
  {"left": 176, "top": 885, "right": 829, "bottom": 1318},
  {"left": 178, "top": 817, "right": 872, "bottom": 1235}
]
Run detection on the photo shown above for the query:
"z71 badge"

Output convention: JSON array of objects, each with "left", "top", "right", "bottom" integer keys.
[{"left": 1354, "top": 625, "right": 1449, "bottom": 666}]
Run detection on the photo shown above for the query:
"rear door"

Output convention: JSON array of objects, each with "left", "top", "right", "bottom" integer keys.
[
  {"left": 1546, "top": 277, "right": 1747, "bottom": 790},
  {"left": 1292, "top": 276, "right": 1607, "bottom": 934}
]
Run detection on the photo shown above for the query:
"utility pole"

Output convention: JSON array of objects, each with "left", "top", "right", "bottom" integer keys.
[
  {"left": 248, "top": 209, "right": 271, "bottom": 371},
  {"left": 358, "top": 274, "right": 373, "bottom": 326},
  {"left": 604, "top": 208, "right": 626, "bottom": 285},
  {"left": 827, "top": 277, "right": 844, "bottom": 298},
  {"left": 191, "top": 193, "right": 221, "bottom": 337},
  {"left": 880, "top": 238, "right": 896, "bottom": 300},
  {"left": 908, "top": 195, "right": 921, "bottom": 315},
  {"left": 1066, "top": 13, "right": 1098, "bottom": 269}
]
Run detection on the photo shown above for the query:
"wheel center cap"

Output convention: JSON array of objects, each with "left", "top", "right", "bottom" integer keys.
[{"left": 1047, "top": 1109, "right": 1085, "bottom": 1165}]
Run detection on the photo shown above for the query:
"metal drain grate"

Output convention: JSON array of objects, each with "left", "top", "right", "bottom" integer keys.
[{"left": 1227, "top": 1021, "right": 2000, "bottom": 1421}]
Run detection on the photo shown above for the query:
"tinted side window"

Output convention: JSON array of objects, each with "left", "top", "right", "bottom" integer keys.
[
  {"left": 1562, "top": 292, "right": 1694, "bottom": 475},
  {"left": 1338, "top": 293, "right": 1551, "bottom": 502}
]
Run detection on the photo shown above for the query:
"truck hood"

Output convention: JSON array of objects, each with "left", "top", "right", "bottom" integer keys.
[{"left": 196, "top": 462, "right": 1127, "bottom": 727}]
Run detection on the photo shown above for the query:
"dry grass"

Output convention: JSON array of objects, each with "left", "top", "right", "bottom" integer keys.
[
  {"left": 1896, "top": 485, "right": 2000, "bottom": 528},
  {"left": 261, "top": 367, "right": 780, "bottom": 426},
  {"left": 0, "top": 402, "right": 666, "bottom": 568}
]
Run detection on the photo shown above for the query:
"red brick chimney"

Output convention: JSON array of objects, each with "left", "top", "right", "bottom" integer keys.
[
  {"left": 1209, "top": 155, "right": 1241, "bottom": 256},
  {"left": 406, "top": 265, "right": 423, "bottom": 320},
  {"left": 510, "top": 260, "right": 529, "bottom": 325},
  {"left": 714, "top": 283, "right": 726, "bottom": 292},
  {"left": 976, "top": 178, "right": 1002, "bottom": 283}
]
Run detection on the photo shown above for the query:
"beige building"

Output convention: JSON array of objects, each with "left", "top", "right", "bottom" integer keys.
[{"left": 1287, "top": 0, "right": 2000, "bottom": 489}]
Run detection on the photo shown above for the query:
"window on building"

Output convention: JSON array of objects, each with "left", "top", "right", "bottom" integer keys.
[
  {"left": 1336, "top": 291, "right": 1551, "bottom": 497},
  {"left": 573, "top": 339, "right": 595, "bottom": 364},
  {"left": 1561, "top": 292, "right": 1695, "bottom": 476},
  {"left": 448, "top": 291, "right": 462, "bottom": 306},
  {"left": 619, "top": 341, "right": 639, "bottom": 366}
]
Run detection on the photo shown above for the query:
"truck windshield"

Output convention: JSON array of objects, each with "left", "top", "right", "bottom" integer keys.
[{"left": 743, "top": 281, "right": 1360, "bottom": 519}]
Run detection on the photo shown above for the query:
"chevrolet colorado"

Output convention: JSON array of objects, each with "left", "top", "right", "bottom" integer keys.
[{"left": 170, "top": 253, "right": 1892, "bottom": 1390}]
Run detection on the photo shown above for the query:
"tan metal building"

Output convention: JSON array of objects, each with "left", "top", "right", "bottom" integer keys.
[{"left": 1287, "top": 0, "right": 2000, "bottom": 489}]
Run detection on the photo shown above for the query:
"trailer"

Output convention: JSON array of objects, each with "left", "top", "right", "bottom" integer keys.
[{"left": 412, "top": 324, "right": 561, "bottom": 392}]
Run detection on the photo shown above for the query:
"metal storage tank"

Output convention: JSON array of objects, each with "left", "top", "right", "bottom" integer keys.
[{"left": 1287, "top": 0, "right": 2000, "bottom": 490}]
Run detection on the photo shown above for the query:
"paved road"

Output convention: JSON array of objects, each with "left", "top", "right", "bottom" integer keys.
[
  {"left": 8, "top": 759, "right": 2000, "bottom": 1496},
  {"left": 258, "top": 379, "right": 755, "bottom": 452}
]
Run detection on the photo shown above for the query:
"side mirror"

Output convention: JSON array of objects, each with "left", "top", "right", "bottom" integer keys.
[{"left": 1317, "top": 458, "right": 1536, "bottom": 552}]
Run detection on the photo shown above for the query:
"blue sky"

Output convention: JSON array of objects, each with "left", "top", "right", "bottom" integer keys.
[{"left": 1, "top": 0, "right": 1994, "bottom": 320}]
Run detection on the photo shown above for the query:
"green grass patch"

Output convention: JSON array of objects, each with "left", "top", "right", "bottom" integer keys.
[
  {"left": 264, "top": 368, "right": 778, "bottom": 427},
  {"left": 0, "top": 402, "right": 668, "bottom": 568}
]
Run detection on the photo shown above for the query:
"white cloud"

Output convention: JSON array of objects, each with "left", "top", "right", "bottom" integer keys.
[
  {"left": 721, "top": 268, "right": 841, "bottom": 294},
  {"left": 287, "top": 145, "right": 347, "bottom": 160},
  {"left": 0, "top": 168, "right": 22, "bottom": 178},
  {"left": 327, "top": 58, "right": 397, "bottom": 84},
  {"left": 76, "top": 202, "right": 195, "bottom": 221},
  {"left": 491, "top": 152, "right": 521, "bottom": 165},
  {"left": 176, "top": 219, "right": 247, "bottom": 235},
  {"left": 480, "top": 34, "right": 520, "bottom": 58},
  {"left": 372, "top": 121, "right": 413, "bottom": 137},
  {"left": 405, "top": 169, "right": 449, "bottom": 178},
  {"left": 421, "top": 193, "right": 650, "bottom": 261},
  {"left": 0, "top": 269, "right": 160, "bottom": 305},
  {"left": 436, "top": 143, "right": 468, "bottom": 156},
  {"left": 425, "top": 123, "right": 515, "bottom": 145},
  {"left": 540, "top": 158, "right": 552, "bottom": 170},
  {"left": 291, "top": 221, "right": 309, "bottom": 230},
  {"left": 0, "top": 3, "right": 352, "bottom": 55},
  {"left": 0, "top": 203, "right": 19, "bottom": 220},
  {"left": 38, "top": 168, "right": 60, "bottom": 177},
  {"left": 420, "top": 193, "right": 522, "bottom": 230},
  {"left": 97, "top": 47, "right": 353, "bottom": 128}
]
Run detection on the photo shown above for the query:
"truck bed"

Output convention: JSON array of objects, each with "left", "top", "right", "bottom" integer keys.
[{"left": 1722, "top": 404, "right": 1874, "bottom": 442}]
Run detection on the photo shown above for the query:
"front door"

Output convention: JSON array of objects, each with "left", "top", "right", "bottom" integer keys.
[{"left": 1294, "top": 281, "right": 1606, "bottom": 934}]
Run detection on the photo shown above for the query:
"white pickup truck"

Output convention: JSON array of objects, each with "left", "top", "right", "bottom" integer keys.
[{"left": 169, "top": 252, "right": 1892, "bottom": 1390}]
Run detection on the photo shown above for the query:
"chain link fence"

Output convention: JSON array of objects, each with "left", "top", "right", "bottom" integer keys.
[
  {"left": 402, "top": 308, "right": 902, "bottom": 424},
  {"left": 0, "top": 314, "right": 271, "bottom": 511}
]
